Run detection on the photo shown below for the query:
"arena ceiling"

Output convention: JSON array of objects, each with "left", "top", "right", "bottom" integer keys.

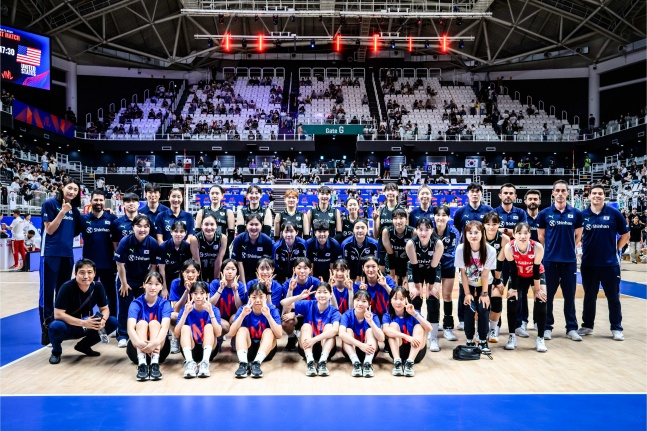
[{"left": 5, "top": 0, "right": 646, "bottom": 72}]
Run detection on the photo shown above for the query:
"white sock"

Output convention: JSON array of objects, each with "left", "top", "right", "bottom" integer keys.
[
  {"left": 202, "top": 345, "right": 212, "bottom": 362},
  {"left": 183, "top": 347, "right": 193, "bottom": 362},
  {"left": 349, "top": 354, "right": 360, "bottom": 364},
  {"left": 364, "top": 353, "right": 374, "bottom": 364},
  {"left": 254, "top": 350, "right": 267, "bottom": 364},
  {"left": 150, "top": 353, "right": 160, "bottom": 364},
  {"left": 305, "top": 351, "right": 314, "bottom": 362},
  {"left": 393, "top": 356, "right": 401, "bottom": 364},
  {"left": 319, "top": 351, "right": 329, "bottom": 363},
  {"left": 137, "top": 353, "right": 146, "bottom": 366},
  {"left": 489, "top": 320, "right": 498, "bottom": 331},
  {"left": 294, "top": 330, "right": 300, "bottom": 338},
  {"left": 431, "top": 323, "right": 439, "bottom": 337},
  {"left": 237, "top": 350, "right": 248, "bottom": 363}
]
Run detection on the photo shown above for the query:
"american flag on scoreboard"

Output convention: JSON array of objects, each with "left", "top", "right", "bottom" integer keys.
[{"left": 16, "top": 45, "right": 41, "bottom": 67}]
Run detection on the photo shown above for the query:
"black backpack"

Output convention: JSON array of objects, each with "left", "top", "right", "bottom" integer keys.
[{"left": 452, "top": 345, "right": 493, "bottom": 361}]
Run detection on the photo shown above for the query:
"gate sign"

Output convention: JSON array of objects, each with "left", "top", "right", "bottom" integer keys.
[{"left": 301, "top": 124, "right": 365, "bottom": 135}]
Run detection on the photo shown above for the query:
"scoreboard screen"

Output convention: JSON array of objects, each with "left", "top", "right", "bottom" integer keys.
[{"left": 0, "top": 25, "right": 50, "bottom": 90}]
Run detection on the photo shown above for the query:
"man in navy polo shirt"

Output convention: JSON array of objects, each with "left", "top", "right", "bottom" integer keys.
[
  {"left": 537, "top": 180, "right": 583, "bottom": 341},
  {"left": 453, "top": 182, "right": 494, "bottom": 236},
  {"left": 578, "top": 184, "right": 629, "bottom": 341},
  {"left": 80, "top": 190, "right": 117, "bottom": 317},
  {"left": 496, "top": 183, "right": 527, "bottom": 237},
  {"left": 452, "top": 182, "right": 493, "bottom": 330},
  {"left": 140, "top": 183, "right": 169, "bottom": 218},
  {"left": 306, "top": 220, "right": 343, "bottom": 280}
]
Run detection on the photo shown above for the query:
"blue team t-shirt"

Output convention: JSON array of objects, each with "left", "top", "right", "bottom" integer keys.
[
  {"left": 333, "top": 287, "right": 351, "bottom": 314},
  {"left": 536, "top": 204, "right": 583, "bottom": 262},
  {"left": 453, "top": 203, "right": 494, "bottom": 236},
  {"left": 128, "top": 295, "right": 172, "bottom": 322},
  {"left": 294, "top": 300, "right": 341, "bottom": 336},
  {"left": 80, "top": 211, "right": 117, "bottom": 269},
  {"left": 230, "top": 232, "right": 274, "bottom": 281},
  {"left": 495, "top": 206, "right": 528, "bottom": 231},
  {"left": 177, "top": 305, "right": 222, "bottom": 344},
  {"left": 340, "top": 308, "right": 381, "bottom": 342},
  {"left": 41, "top": 197, "right": 81, "bottom": 257},
  {"left": 382, "top": 311, "right": 422, "bottom": 344},
  {"left": 354, "top": 276, "right": 397, "bottom": 317},
  {"left": 581, "top": 204, "right": 629, "bottom": 267},
  {"left": 209, "top": 279, "right": 247, "bottom": 320},
  {"left": 154, "top": 210, "right": 195, "bottom": 242},
  {"left": 114, "top": 234, "right": 161, "bottom": 286},
  {"left": 246, "top": 279, "right": 284, "bottom": 308},
  {"left": 233, "top": 304, "right": 281, "bottom": 342},
  {"left": 281, "top": 276, "right": 321, "bottom": 300}
]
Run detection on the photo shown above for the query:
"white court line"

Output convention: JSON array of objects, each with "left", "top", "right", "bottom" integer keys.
[
  {"left": 0, "top": 282, "right": 39, "bottom": 284},
  {"left": 2, "top": 392, "right": 646, "bottom": 397},
  {"left": 0, "top": 346, "right": 48, "bottom": 370}
]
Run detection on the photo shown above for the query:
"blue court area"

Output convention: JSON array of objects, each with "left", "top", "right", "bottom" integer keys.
[
  {"left": 1, "top": 394, "right": 645, "bottom": 430},
  {"left": 0, "top": 308, "right": 43, "bottom": 367}
]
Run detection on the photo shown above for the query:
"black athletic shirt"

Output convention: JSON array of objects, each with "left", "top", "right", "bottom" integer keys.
[
  {"left": 195, "top": 230, "right": 223, "bottom": 282},
  {"left": 386, "top": 225, "right": 414, "bottom": 274},
  {"left": 277, "top": 210, "right": 305, "bottom": 237},
  {"left": 309, "top": 205, "right": 339, "bottom": 237}
]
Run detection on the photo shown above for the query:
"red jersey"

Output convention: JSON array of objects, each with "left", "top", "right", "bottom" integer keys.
[{"left": 510, "top": 239, "right": 544, "bottom": 278}]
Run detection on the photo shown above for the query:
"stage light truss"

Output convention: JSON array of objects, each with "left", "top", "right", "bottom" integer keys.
[{"left": 180, "top": 0, "right": 492, "bottom": 18}]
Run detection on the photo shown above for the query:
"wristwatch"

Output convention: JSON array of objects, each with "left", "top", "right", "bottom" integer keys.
[{"left": 480, "top": 292, "right": 489, "bottom": 297}]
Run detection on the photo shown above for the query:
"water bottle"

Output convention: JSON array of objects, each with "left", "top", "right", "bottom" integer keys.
[{"left": 93, "top": 312, "right": 110, "bottom": 344}]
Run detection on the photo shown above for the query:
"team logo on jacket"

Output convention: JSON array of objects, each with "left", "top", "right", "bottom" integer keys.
[{"left": 296, "top": 216, "right": 302, "bottom": 221}]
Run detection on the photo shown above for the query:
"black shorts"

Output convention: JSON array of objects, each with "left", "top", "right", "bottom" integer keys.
[
  {"left": 179, "top": 339, "right": 221, "bottom": 362},
  {"left": 126, "top": 339, "right": 171, "bottom": 364},
  {"left": 386, "top": 341, "right": 427, "bottom": 364},
  {"left": 441, "top": 266, "right": 456, "bottom": 279},
  {"left": 247, "top": 341, "right": 278, "bottom": 363},
  {"left": 297, "top": 341, "right": 337, "bottom": 361},
  {"left": 513, "top": 273, "right": 547, "bottom": 291},
  {"left": 342, "top": 345, "right": 380, "bottom": 363}
]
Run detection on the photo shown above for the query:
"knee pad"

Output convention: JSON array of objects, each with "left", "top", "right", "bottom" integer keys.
[
  {"left": 490, "top": 296, "right": 503, "bottom": 313},
  {"left": 411, "top": 296, "right": 423, "bottom": 311},
  {"left": 534, "top": 299, "right": 547, "bottom": 316}
]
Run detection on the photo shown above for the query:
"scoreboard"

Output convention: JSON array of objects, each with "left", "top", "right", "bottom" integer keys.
[{"left": 0, "top": 25, "right": 50, "bottom": 90}]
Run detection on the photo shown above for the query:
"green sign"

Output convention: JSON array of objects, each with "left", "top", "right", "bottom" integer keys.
[{"left": 301, "top": 124, "right": 365, "bottom": 135}]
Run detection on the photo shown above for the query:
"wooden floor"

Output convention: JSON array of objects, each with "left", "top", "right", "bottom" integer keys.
[{"left": 1, "top": 263, "right": 646, "bottom": 396}]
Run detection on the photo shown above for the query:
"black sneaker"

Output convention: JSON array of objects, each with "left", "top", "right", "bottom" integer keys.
[
  {"left": 383, "top": 343, "right": 391, "bottom": 354},
  {"left": 74, "top": 344, "right": 101, "bottom": 357},
  {"left": 136, "top": 364, "right": 149, "bottom": 381},
  {"left": 478, "top": 340, "right": 491, "bottom": 354},
  {"left": 285, "top": 335, "right": 298, "bottom": 351},
  {"left": 363, "top": 362, "right": 374, "bottom": 378},
  {"left": 317, "top": 361, "right": 330, "bottom": 376},
  {"left": 149, "top": 363, "right": 162, "bottom": 380},
  {"left": 306, "top": 361, "right": 317, "bottom": 377},
  {"left": 466, "top": 339, "right": 476, "bottom": 347},
  {"left": 250, "top": 361, "right": 263, "bottom": 378},
  {"left": 48, "top": 354, "right": 61, "bottom": 365},
  {"left": 235, "top": 362, "right": 249, "bottom": 379}
]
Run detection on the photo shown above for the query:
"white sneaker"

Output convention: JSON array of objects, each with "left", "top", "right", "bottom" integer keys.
[
  {"left": 543, "top": 329, "right": 552, "bottom": 340},
  {"left": 515, "top": 326, "right": 530, "bottom": 338},
  {"left": 457, "top": 322, "right": 464, "bottom": 331},
  {"left": 170, "top": 337, "right": 180, "bottom": 354},
  {"left": 443, "top": 328, "right": 458, "bottom": 341},
  {"left": 428, "top": 336, "right": 440, "bottom": 352},
  {"left": 488, "top": 328, "right": 499, "bottom": 343},
  {"left": 577, "top": 327, "right": 594, "bottom": 336},
  {"left": 426, "top": 332, "right": 432, "bottom": 342},
  {"left": 567, "top": 330, "right": 583, "bottom": 341},
  {"left": 197, "top": 361, "right": 210, "bottom": 378},
  {"left": 612, "top": 330, "right": 625, "bottom": 341},
  {"left": 505, "top": 335, "right": 517, "bottom": 350},
  {"left": 117, "top": 339, "right": 128, "bottom": 348},
  {"left": 536, "top": 337, "right": 548, "bottom": 352},
  {"left": 184, "top": 361, "right": 198, "bottom": 379}
]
